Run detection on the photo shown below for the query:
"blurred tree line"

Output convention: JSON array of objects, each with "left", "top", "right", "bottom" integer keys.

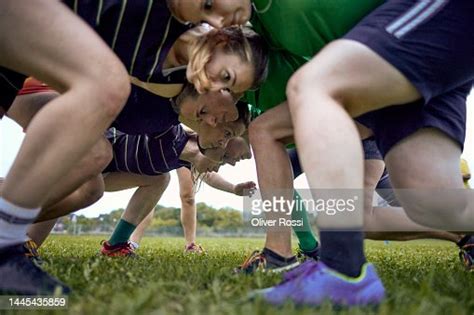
[{"left": 56, "top": 203, "right": 245, "bottom": 235}]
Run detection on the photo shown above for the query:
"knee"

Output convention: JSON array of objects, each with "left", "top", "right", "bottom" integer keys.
[
  {"left": 93, "top": 137, "right": 113, "bottom": 171},
  {"left": 180, "top": 191, "right": 195, "bottom": 207},
  {"left": 80, "top": 176, "right": 105, "bottom": 208},
  {"left": 286, "top": 63, "right": 351, "bottom": 114},
  {"left": 150, "top": 173, "right": 171, "bottom": 190},
  {"left": 399, "top": 192, "right": 468, "bottom": 228},
  {"left": 77, "top": 67, "right": 130, "bottom": 120},
  {"left": 81, "top": 138, "right": 113, "bottom": 177},
  {"left": 248, "top": 117, "right": 272, "bottom": 146},
  {"left": 146, "top": 173, "right": 171, "bottom": 196},
  {"left": 286, "top": 67, "right": 313, "bottom": 105}
]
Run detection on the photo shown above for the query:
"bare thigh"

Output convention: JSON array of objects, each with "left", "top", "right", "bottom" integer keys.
[{"left": 287, "top": 39, "right": 421, "bottom": 118}]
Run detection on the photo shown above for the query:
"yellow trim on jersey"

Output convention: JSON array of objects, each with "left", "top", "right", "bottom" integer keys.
[{"left": 130, "top": 76, "right": 183, "bottom": 98}]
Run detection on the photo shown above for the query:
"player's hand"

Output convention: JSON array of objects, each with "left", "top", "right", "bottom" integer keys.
[{"left": 233, "top": 181, "right": 257, "bottom": 196}]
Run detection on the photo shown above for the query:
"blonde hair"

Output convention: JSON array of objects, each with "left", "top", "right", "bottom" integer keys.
[{"left": 188, "top": 26, "right": 268, "bottom": 93}]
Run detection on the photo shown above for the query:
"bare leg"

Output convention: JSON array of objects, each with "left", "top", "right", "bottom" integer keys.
[
  {"left": 177, "top": 167, "right": 197, "bottom": 246},
  {"left": 0, "top": 0, "right": 130, "bottom": 208},
  {"left": 385, "top": 128, "right": 473, "bottom": 231},
  {"left": 26, "top": 175, "right": 104, "bottom": 247},
  {"left": 130, "top": 209, "right": 155, "bottom": 245},
  {"left": 105, "top": 173, "right": 171, "bottom": 226},
  {"left": 363, "top": 160, "right": 461, "bottom": 243},
  {"left": 248, "top": 102, "right": 295, "bottom": 258},
  {"left": 35, "top": 175, "right": 105, "bottom": 222},
  {"left": 287, "top": 40, "right": 421, "bottom": 230},
  {"left": 7, "top": 91, "right": 113, "bottom": 212},
  {"left": 27, "top": 219, "right": 57, "bottom": 247}
]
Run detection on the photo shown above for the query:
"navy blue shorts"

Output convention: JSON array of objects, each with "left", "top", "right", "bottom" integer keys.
[
  {"left": 357, "top": 82, "right": 470, "bottom": 157},
  {"left": 347, "top": 0, "right": 474, "bottom": 156},
  {"left": 0, "top": 67, "right": 26, "bottom": 114},
  {"left": 104, "top": 125, "right": 189, "bottom": 175},
  {"left": 345, "top": 0, "right": 474, "bottom": 103}
]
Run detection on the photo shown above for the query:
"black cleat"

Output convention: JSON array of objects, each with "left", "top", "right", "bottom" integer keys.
[
  {"left": 234, "top": 248, "right": 300, "bottom": 274},
  {"left": 0, "top": 243, "right": 71, "bottom": 295}
]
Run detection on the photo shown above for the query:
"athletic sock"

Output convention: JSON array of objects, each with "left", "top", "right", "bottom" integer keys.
[
  {"left": 0, "top": 197, "right": 40, "bottom": 248},
  {"left": 320, "top": 230, "right": 366, "bottom": 278},
  {"left": 292, "top": 192, "right": 319, "bottom": 252},
  {"left": 108, "top": 219, "right": 136, "bottom": 246},
  {"left": 262, "top": 247, "right": 297, "bottom": 267},
  {"left": 457, "top": 235, "right": 474, "bottom": 248},
  {"left": 129, "top": 240, "right": 139, "bottom": 250}
]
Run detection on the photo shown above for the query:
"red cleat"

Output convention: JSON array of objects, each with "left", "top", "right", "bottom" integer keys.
[{"left": 100, "top": 241, "right": 136, "bottom": 257}]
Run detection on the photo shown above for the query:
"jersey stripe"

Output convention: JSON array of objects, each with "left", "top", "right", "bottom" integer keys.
[
  {"left": 144, "top": 135, "right": 161, "bottom": 174},
  {"left": 96, "top": 0, "right": 104, "bottom": 26},
  {"left": 393, "top": 0, "right": 448, "bottom": 38},
  {"left": 386, "top": 0, "right": 431, "bottom": 34},
  {"left": 111, "top": 0, "right": 128, "bottom": 50},
  {"left": 130, "top": 0, "right": 153, "bottom": 75},
  {"left": 135, "top": 135, "right": 144, "bottom": 174},
  {"left": 159, "top": 139, "right": 170, "bottom": 170},
  {"left": 147, "top": 16, "right": 172, "bottom": 82},
  {"left": 124, "top": 134, "right": 131, "bottom": 172}
]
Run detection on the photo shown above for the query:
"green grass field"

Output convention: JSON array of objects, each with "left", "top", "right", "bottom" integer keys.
[{"left": 8, "top": 235, "right": 474, "bottom": 315}]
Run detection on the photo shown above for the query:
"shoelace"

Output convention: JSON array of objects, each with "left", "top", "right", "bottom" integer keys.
[{"left": 24, "top": 240, "right": 40, "bottom": 258}]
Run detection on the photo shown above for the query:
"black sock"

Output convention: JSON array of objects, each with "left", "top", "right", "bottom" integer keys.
[
  {"left": 262, "top": 247, "right": 296, "bottom": 266},
  {"left": 320, "top": 230, "right": 366, "bottom": 278},
  {"left": 457, "top": 235, "right": 474, "bottom": 248}
]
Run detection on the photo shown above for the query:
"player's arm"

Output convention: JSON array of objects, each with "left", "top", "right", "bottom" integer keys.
[{"left": 202, "top": 172, "right": 256, "bottom": 196}]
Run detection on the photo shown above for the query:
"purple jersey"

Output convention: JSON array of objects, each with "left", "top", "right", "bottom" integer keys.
[
  {"left": 112, "top": 85, "right": 182, "bottom": 135},
  {"left": 104, "top": 126, "right": 190, "bottom": 175},
  {"left": 63, "top": 0, "right": 189, "bottom": 84}
]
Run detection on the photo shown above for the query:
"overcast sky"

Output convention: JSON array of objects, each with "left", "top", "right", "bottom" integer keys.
[{"left": 1, "top": 90, "right": 473, "bottom": 217}]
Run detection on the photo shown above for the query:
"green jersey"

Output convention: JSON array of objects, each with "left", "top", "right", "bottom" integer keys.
[
  {"left": 245, "top": 0, "right": 383, "bottom": 146},
  {"left": 250, "top": 0, "right": 384, "bottom": 58},
  {"left": 246, "top": 51, "right": 308, "bottom": 114}
]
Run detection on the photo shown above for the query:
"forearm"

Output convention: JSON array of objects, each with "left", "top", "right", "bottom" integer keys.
[{"left": 203, "top": 173, "right": 235, "bottom": 194}]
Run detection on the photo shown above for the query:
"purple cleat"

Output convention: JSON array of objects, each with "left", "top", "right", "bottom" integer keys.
[{"left": 255, "top": 262, "right": 385, "bottom": 307}]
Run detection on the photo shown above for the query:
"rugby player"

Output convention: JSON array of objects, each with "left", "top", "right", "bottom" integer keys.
[
  {"left": 0, "top": 0, "right": 130, "bottom": 295},
  {"left": 243, "top": 0, "right": 474, "bottom": 306}
]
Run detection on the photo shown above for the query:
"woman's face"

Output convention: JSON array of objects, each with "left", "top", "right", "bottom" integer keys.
[
  {"left": 179, "top": 90, "right": 238, "bottom": 127},
  {"left": 168, "top": 0, "right": 252, "bottom": 28},
  {"left": 223, "top": 137, "right": 251, "bottom": 166},
  {"left": 198, "top": 119, "right": 246, "bottom": 149},
  {"left": 188, "top": 47, "right": 255, "bottom": 94}
]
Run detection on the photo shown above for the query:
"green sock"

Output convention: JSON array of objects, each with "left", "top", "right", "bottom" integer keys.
[
  {"left": 292, "top": 191, "right": 319, "bottom": 252},
  {"left": 109, "top": 219, "right": 137, "bottom": 245}
]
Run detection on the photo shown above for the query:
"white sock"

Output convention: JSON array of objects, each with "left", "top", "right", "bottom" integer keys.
[
  {"left": 0, "top": 197, "right": 40, "bottom": 248},
  {"left": 129, "top": 240, "right": 139, "bottom": 250}
]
